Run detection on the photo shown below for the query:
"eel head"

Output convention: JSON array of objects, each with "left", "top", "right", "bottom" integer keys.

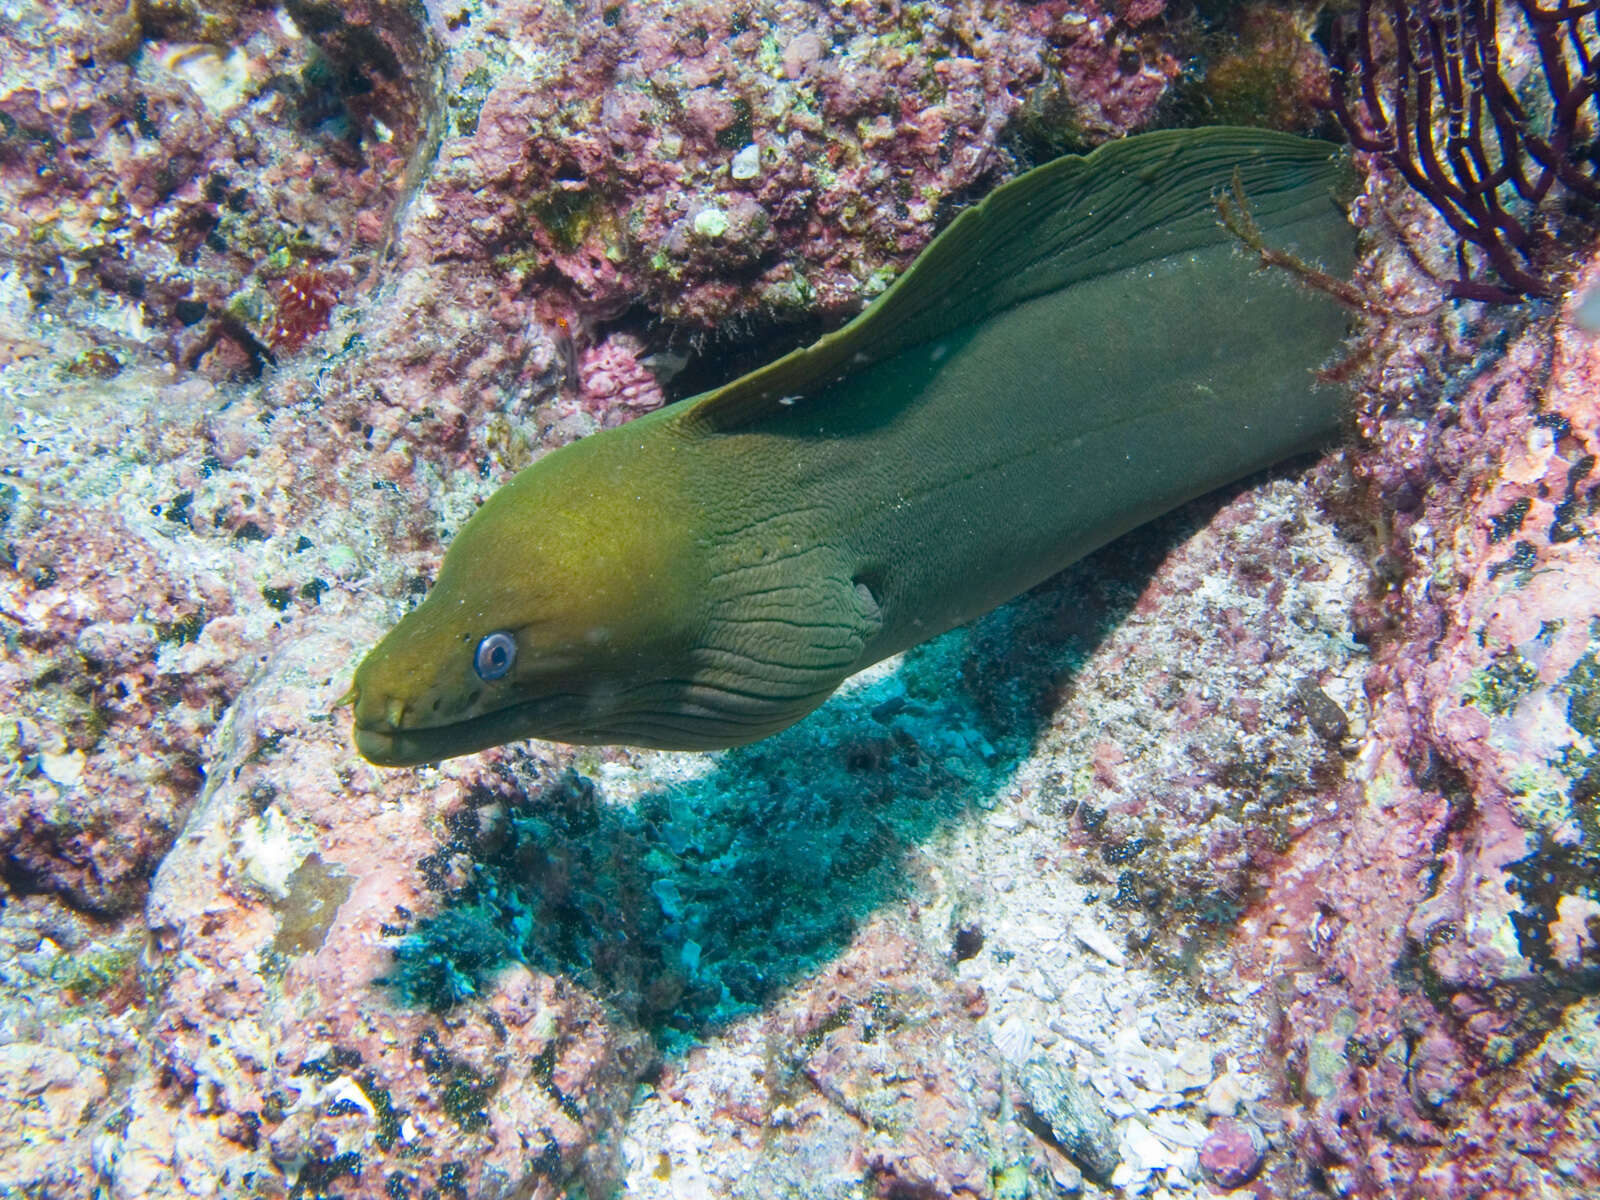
[{"left": 348, "top": 427, "right": 704, "bottom": 765}]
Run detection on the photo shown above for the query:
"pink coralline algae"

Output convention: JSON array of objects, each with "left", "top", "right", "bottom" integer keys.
[
  {"left": 0, "top": 0, "right": 418, "bottom": 375},
  {"left": 411, "top": 0, "right": 1175, "bottom": 332},
  {"left": 569, "top": 332, "right": 668, "bottom": 427},
  {"left": 0, "top": 379, "right": 250, "bottom": 913},
  {"left": 1198, "top": 1116, "right": 1266, "bottom": 1189},
  {"left": 1229, "top": 235, "right": 1600, "bottom": 1192}
]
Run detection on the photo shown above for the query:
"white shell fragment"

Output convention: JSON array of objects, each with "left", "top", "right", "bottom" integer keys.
[
  {"left": 1073, "top": 922, "right": 1127, "bottom": 967},
  {"left": 730, "top": 143, "right": 761, "bottom": 180}
]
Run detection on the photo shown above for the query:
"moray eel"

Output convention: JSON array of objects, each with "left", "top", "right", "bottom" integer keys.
[{"left": 351, "top": 127, "right": 1355, "bottom": 766}]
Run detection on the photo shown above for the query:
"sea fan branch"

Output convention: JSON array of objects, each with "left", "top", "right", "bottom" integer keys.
[{"left": 1325, "top": 0, "right": 1600, "bottom": 300}]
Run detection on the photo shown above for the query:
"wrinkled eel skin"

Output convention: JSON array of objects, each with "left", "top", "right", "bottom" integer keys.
[{"left": 351, "top": 127, "right": 1356, "bottom": 765}]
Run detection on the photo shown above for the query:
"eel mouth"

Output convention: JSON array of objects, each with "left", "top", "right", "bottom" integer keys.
[
  {"left": 353, "top": 696, "right": 576, "bottom": 767},
  {"left": 352, "top": 685, "right": 809, "bottom": 763},
  {"left": 351, "top": 666, "right": 838, "bottom": 763}
]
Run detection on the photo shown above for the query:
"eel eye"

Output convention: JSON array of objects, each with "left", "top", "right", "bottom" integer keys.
[{"left": 473, "top": 631, "right": 517, "bottom": 681}]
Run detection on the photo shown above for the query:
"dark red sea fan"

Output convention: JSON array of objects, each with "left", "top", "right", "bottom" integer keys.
[
  {"left": 270, "top": 269, "right": 337, "bottom": 352},
  {"left": 1326, "top": 0, "right": 1600, "bottom": 300}
]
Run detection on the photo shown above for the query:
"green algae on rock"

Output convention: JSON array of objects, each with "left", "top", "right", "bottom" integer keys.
[{"left": 350, "top": 126, "right": 1357, "bottom": 765}]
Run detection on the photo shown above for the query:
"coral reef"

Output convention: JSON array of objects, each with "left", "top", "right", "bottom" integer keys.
[
  {"left": 107, "top": 639, "right": 651, "bottom": 1199},
  {"left": 3, "top": 0, "right": 1599, "bottom": 1197},
  {"left": 409, "top": 0, "right": 1175, "bottom": 333},
  {"left": 1242, "top": 242, "right": 1600, "bottom": 1198},
  {"left": 0, "top": 0, "right": 420, "bottom": 372},
  {"left": 1, "top": 371, "right": 249, "bottom": 913}
]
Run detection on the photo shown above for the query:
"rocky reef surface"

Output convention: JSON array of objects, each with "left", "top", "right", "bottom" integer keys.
[{"left": 1, "top": 1, "right": 1597, "bottom": 1198}]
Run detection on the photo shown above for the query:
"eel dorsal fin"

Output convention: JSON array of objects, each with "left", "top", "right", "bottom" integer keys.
[{"left": 680, "top": 126, "right": 1349, "bottom": 435}]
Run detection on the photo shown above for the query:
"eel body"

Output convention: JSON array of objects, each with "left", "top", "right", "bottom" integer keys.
[{"left": 351, "top": 127, "right": 1356, "bottom": 766}]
